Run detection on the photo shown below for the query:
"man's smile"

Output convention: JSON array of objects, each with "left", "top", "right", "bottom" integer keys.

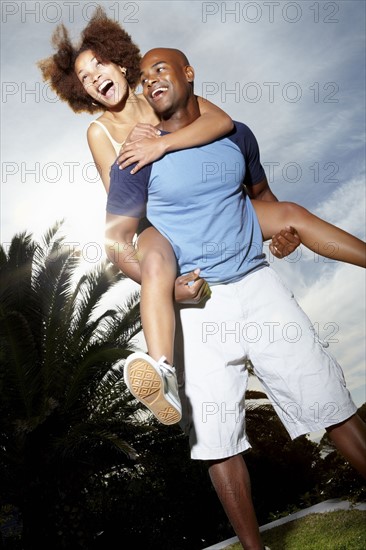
[{"left": 150, "top": 84, "right": 169, "bottom": 101}]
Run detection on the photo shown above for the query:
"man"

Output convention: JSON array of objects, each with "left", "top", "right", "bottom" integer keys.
[{"left": 106, "top": 48, "right": 366, "bottom": 549}]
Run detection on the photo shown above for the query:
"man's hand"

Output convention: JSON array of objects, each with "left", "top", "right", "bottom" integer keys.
[
  {"left": 174, "top": 268, "right": 211, "bottom": 304},
  {"left": 269, "top": 226, "right": 301, "bottom": 258}
]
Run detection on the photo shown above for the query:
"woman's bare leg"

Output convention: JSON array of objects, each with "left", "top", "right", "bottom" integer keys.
[
  {"left": 252, "top": 200, "right": 366, "bottom": 267},
  {"left": 137, "top": 226, "right": 177, "bottom": 365}
]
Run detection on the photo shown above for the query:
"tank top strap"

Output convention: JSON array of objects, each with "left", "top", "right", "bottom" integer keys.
[{"left": 89, "top": 120, "right": 123, "bottom": 156}]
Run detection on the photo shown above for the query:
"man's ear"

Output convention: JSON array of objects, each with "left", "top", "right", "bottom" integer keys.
[{"left": 185, "top": 65, "right": 195, "bottom": 82}]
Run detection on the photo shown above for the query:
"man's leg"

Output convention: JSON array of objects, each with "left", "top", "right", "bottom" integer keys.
[
  {"left": 175, "top": 283, "right": 264, "bottom": 546},
  {"left": 243, "top": 267, "right": 362, "bottom": 474},
  {"left": 208, "top": 454, "right": 264, "bottom": 550},
  {"left": 326, "top": 413, "right": 366, "bottom": 478}
]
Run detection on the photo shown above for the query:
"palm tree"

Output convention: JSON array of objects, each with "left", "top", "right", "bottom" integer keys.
[{"left": 0, "top": 222, "right": 148, "bottom": 548}]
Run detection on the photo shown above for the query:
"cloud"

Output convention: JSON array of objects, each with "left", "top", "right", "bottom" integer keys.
[
  {"left": 312, "top": 176, "right": 366, "bottom": 239},
  {"left": 299, "top": 263, "right": 365, "bottom": 405}
]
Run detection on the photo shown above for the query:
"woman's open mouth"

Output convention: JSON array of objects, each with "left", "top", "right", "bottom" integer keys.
[{"left": 98, "top": 80, "right": 114, "bottom": 98}]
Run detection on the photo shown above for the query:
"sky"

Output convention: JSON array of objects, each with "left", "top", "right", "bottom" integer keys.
[{"left": 1, "top": 1, "right": 365, "bottom": 426}]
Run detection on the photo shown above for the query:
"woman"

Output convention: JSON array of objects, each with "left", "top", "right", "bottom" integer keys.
[{"left": 39, "top": 7, "right": 366, "bottom": 425}]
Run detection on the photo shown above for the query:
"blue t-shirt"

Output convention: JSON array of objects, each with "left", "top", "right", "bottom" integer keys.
[{"left": 107, "top": 121, "right": 268, "bottom": 284}]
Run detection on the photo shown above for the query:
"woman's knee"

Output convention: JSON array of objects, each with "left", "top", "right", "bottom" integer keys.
[
  {"left": 280, "top": 201, "right": 309, "bottom": 228},
  {"left": 140, "top": 247, "right": 176, "bottom": 280}
]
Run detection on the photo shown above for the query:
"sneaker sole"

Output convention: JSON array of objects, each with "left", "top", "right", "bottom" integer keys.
[{"left": 126, "top": 358, "right": 182, "bottom": 425}]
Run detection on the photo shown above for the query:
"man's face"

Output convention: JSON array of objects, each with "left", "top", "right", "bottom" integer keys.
[{"left": 140, "top": 48, "right": 194, "bottom": 116}]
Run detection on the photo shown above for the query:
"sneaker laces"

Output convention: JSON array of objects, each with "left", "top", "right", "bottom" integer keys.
[{"left": 157, "top": 356, "right": 175, "bottom": 377}]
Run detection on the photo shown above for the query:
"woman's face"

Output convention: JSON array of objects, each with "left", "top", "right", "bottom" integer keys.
[{"left": 75, "top": 49, "right": 129, "bottom": 108}]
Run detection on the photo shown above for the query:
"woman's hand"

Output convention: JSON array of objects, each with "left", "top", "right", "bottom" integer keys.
[
  {"left": 269, "top": 226, "right": 301, "bottom": 258},
  {"left": 174, "top": 269, "right": 211, "bottom": 304},
  {"left": 117, "top": 123, "right": 163, "bottom": 174}
]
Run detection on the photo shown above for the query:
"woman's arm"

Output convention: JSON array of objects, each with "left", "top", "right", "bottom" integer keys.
[
  {"left": 163, "top": 96, "right": 233, "bottom": 152},
  {"left": 87, "top": 123, "right": 119, "bottom": 192},
  {"left": 117, "top": 97, "right": 233, "bottom": 173}
]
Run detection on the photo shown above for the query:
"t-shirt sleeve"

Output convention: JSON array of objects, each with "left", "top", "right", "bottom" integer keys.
[
  {"left": 106, "top": 161, "right": 149, "bottom": 218},
  {"left": 234, "top": 122, "right": 266, "bottom": 187}
]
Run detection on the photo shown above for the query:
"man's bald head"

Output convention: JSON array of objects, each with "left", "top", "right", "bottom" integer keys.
[{"left": 141, "top": 47, "right": 191, "bottom": 67}]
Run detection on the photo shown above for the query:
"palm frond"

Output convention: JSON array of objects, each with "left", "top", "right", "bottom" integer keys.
[
  {"left": 0, "top": 311, "right": 40, "bottom": 417},
  {"left": 71, "top": 261, "right": 125, "bottom": 340},
  {"left": 0, "top": 232, "right": 37, "bottom": 313}
]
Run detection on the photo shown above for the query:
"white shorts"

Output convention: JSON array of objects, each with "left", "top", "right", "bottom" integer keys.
[{"left": 174, "top": 267, "right": 357, "bottom": 460}]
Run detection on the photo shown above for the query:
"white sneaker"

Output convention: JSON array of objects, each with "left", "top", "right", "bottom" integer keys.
[{"left": 124, "top": 351, "right": 182, "bottom": 425}]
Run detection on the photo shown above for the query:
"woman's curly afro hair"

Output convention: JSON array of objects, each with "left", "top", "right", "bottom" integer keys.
[{"left": 38, "top": 6, "right": 141, "bottom": 114}]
